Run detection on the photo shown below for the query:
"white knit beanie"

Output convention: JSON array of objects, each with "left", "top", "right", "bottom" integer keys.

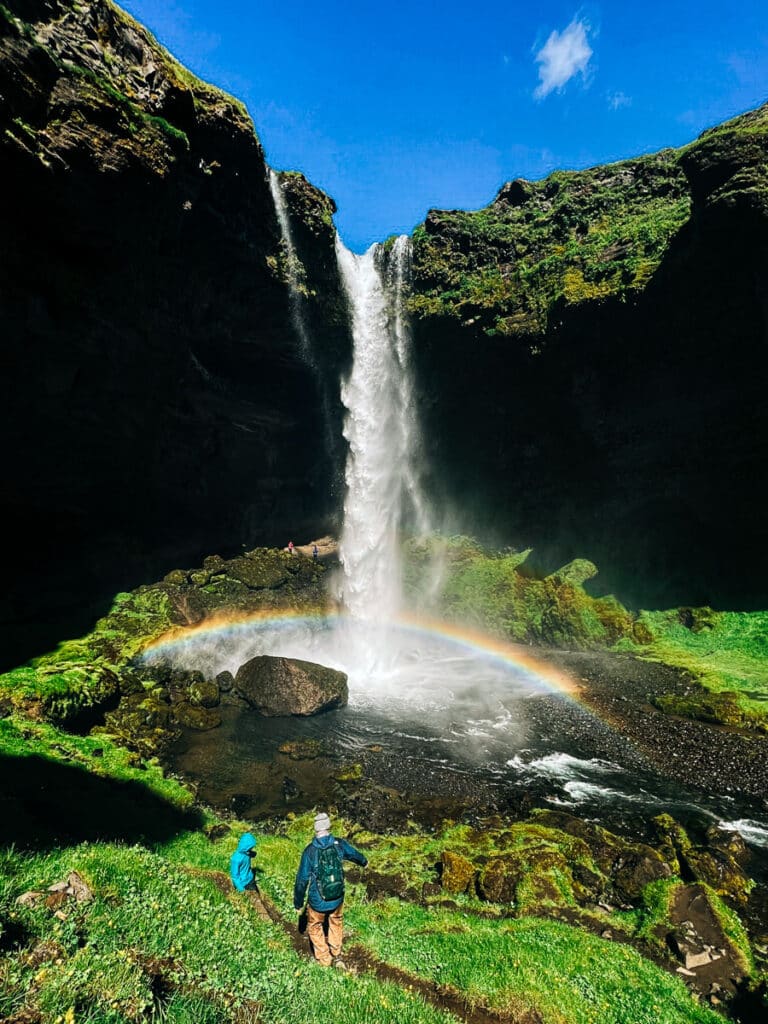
[{"left": 314, "top": 811, "right": 331, "bottom": 837}]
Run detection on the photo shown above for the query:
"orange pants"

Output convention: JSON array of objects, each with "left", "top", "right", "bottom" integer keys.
[{"left": 306, "top": 903, "right": 344, "bottom": 966}]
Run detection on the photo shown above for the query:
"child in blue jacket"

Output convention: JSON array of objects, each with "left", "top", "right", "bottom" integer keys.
[{"left": 230, "top": 832, "right": 258, "bottom": 891}]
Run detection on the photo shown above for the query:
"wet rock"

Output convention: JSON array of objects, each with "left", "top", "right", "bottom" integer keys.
[
  {"left": 189, "top": 676, "right": 219, "bottom": 708},
  {"left": 440, "top": 851, "right": 476, "bottom": 894},
  {"left": 282, "top": 777, "right": 301, "bottom": 802},
  {"left": 654, "top": 815, "right": 751, "bottom": 904},
  {"left": 234, "top": 655, "right": 348, "bottom": 716},
  {"left": 533, "top": 809, "right": 672, "bottom": 902},
  {"left": 216, "top": 670, "right": 235, "bottom": 693},
  {"left": 612, "top": 850, "right": 671, "bottom": 904},
  {"left": 168, "top": 668, "right": 206, "bottom": 704},
  {"left": 705, "top": 825, "right": 750, "bottom": 866},
  {"left": 478, "top": 855, "right": 522, "bottom": 904},
  {"left": 173, "top": 702, "right": 221, "bottom": 731},
  {"left": 117, "top": 671, "right": 145, "bottom": 696},
  {"left": 226, "top": 554, "right": 289, "bottom": 590},
  {"left": 278, "top": 738, "right": 325, "bottom": 760},
  {"left": 333, "top": 762, "right": 363, "bottom": 784}
]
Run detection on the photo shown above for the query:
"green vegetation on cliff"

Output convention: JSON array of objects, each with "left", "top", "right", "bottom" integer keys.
[
  {"left": 404, "top": 536, "right": 768, "bottom": 730},
  {"left": 410, "top": 154, "right": 690, "bottom": 336},
  {"left": 0, "top": 547, "right": 328, "bottom": 731},
  {"left": 410, "top": 101, "right": 768, "bottom": 338}
]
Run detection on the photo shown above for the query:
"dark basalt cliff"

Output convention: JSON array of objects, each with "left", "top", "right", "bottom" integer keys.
[
  {"left": 2, "top": 0, "right": 767, "bottom": 664},
  {"left": 0, "top": 0, "right": 349, "bottom": 666},
  {"left": 410, "top": 106, "right": 768, "bottom": 608}
]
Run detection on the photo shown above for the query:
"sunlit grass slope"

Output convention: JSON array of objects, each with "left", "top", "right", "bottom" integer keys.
[{"left": 256, "top": 814, "right": 724, "bottom": 1024}]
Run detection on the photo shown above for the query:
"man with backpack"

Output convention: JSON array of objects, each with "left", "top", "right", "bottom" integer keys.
[{"left": 293, "top": 811, "right": 368, "bottom": 969}]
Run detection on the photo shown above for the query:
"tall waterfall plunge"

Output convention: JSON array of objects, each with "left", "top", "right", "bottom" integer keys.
[{"left": 335, "top": 235, "right": 431, "bottom": 631}]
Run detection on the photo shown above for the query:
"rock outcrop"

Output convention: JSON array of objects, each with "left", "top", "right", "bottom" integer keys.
[
  {"left": 0, "top": 0, "right": 350, "bottom": 667},
  {"left": 409, "top": 105, "right": 768, "bottom": 609},
  {"left": 234, "top": 655, "right": 348, "bottom": 716}
]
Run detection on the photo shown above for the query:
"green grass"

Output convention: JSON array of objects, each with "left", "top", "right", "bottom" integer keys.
[
  {"left": 0, "top": 715, "right": 193, "bottom": 809},
  {"left": 253, "top": 814, "right": 724, "bottom": 1024},
  {"left": 348, "top": 902, "right": 721, "bottom": 1024},
  {"left": 410, "top": 102, "right": 768, "bottom": 338},
  {"left": 621, "top": 609, "right": 768, "bottom": 728},
  {"left": 404, "top": 535, "right": 635, "bottom": 647},
  {"left": 0, "top": 840, "right": 457, "bottom": 1024}
]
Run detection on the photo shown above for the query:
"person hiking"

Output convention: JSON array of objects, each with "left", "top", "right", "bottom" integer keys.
[
  {"left": 293, "top": 812, "right": 368, "bottom": 969},
  {"left": 312, "top": 543, "right": 319, "bottom": 562},
  {"left": 287, "top": 540, "right": 295, "bottom": 555},
  {"left": 230, "top": 832, "right": 258, "bottom": 892}
]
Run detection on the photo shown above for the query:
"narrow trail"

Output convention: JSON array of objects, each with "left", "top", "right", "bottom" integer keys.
[{"left": 234, "top": 879, "right": 539, "bottom": 1024}]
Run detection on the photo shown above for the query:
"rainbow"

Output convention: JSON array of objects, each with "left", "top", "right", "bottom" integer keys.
[{"left": 142, "top": 607, "right": 582, "bottom": 698}]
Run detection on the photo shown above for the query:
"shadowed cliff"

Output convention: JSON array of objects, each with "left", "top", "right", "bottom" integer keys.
[
  {"left": 410, "top": 106, "right": 768, "bottom": 608},
  {"left": 0, "top": 0, "right": 350, "bottom": 667}
]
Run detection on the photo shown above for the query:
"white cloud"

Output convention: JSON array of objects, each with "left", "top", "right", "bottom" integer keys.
[
  {"left": 608, "top": 91, "right": 631, "bottom": 110},
  {"left": 534, "top": 18, "right": 593, "bottom": 99}
]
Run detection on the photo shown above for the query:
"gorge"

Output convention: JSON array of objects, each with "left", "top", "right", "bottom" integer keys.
[
  {"left": 1, "top": 2, "right": 768, "bottom": 1021},
  {"left": 2, "top": 0, "right": 768, "bottom": 671}
]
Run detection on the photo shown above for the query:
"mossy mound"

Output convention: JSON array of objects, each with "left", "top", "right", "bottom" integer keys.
[
  {"left": 404, "top": 535, "right": 637, "bottom": 648},
  {"left": 0, "top": 546, "right": 329, "bottom": 743}
]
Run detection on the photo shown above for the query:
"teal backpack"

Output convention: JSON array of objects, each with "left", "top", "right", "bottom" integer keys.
[{"left": 314, "top": 840, "right": 344, "bottom": 902}]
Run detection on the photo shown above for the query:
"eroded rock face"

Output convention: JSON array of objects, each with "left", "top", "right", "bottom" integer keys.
[
  {"left": 0, "top": 0, "right": 350, "bottom": 668},
  {"left": 234, "top": 655, "right": 348, "bottom": 716},
  {"left": 410, "top": 105, "right": 768, "bottom": 609}
]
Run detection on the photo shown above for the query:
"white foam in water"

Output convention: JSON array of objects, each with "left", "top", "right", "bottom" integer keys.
[
  {"left": 506, "top": 751, "right": 622, "bottom": 779},
  {"left": 718, "top": 819, "right": 768, "bottom": 848}
]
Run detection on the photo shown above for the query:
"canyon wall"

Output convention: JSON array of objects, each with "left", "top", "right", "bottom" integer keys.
[
  {"left": 409, "top": 106, "right": 768, "bottom": 608},
  {"left": 0, "top": 0, "right": 348, "bottom": 665}
]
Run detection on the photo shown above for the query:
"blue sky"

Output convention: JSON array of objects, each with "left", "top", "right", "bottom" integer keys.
[{"left": 123, "top": 0, "right": 768, "bottom": 251}]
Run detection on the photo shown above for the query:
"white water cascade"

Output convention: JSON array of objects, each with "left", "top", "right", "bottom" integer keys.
[
  {"left": 267, "top": 169, "right": 315, "bottom": 365},
  {"left": 335, "top": 235, "right": 431, "bottom": 630}
]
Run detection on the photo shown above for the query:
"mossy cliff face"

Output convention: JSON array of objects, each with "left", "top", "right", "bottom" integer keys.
[
  {"left": 410, "top": 104, "right": 768, "bottom": 609},
  {"left": 0, "top": 0, "right": 349, "bottom": 667}
]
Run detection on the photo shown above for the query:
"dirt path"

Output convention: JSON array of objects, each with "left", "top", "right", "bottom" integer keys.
[{"left": 242, "top": 883, "right": 538, "bottom": 1024}]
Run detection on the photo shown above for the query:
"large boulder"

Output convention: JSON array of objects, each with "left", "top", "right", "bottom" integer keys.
[{"left": 234, "top": 656, "right": 348, "bottom": 716}]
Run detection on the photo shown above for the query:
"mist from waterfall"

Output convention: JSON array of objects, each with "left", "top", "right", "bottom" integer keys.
[{"left": 335, "top": 235, "right": 432, "bottom": 631}]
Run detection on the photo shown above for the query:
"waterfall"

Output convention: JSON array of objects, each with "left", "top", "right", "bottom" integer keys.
[
  {"left": 335, "top": 235, "right": 431, "bottom": 627},
  {"left": 267, "top": 169, "right": 315, "bottom": 366}
]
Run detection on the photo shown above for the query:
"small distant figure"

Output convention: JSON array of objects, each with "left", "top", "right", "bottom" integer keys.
[
  {"left": 287, "top": 540, "right": 295, "bottom": 555},
  {"left": 293, "top": 812, "right": 367, "bottom": 969},
  {"left": 312, "top": 543, "right": 319, "bottom": 562},
  {"left": 230, "top": 832, "right": 258, "bottom": 892}
]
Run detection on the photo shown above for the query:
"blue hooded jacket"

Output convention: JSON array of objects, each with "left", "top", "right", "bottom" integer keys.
[
  {"left": 230, "top": 832, "right": 257, "bottom": 891},
  {"left": 293, "top": 834, "right": 368, "bottom": 912}
]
